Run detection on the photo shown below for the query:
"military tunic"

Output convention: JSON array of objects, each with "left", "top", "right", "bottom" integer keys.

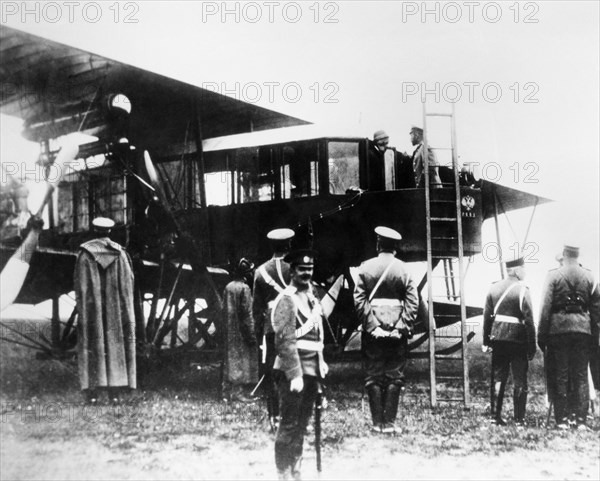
[
  {"left": 354, "top": 252, "right": 419, "bottom": 387},
  {"left": 538, "top": 264, "right": 600, "bottom": 424},
  {"left": 253, "top": 256, "right": 290, "bottom": 419},
  {"left": 272, "top": 285, "right": 327, "bottom": 473},
  {"left": 483, "top": 277, "right": 536, "bottom": 395}
]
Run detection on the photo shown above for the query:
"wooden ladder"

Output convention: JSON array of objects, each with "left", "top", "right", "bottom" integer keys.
[{"left": 422, "top": 102, "right": 470, "bottom": 408}]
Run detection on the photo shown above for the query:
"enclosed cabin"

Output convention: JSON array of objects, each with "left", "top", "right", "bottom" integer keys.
[{"left": 177, "top": 126, "right": 483, "bottom": 282}]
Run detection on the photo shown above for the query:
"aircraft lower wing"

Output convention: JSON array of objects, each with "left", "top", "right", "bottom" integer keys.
[
  {"left": 0, "top": 246, "right": 76, "bottom": 304},
  {"left": 479, "top": 179, "right": 552, "bottom": 220}
]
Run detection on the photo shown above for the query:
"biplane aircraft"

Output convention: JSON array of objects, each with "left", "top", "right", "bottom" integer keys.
[{"left": 0, "top": 26, "right": 550, "bottom": 403}]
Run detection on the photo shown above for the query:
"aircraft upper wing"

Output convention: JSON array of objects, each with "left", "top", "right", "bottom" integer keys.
[
  {"left": 0, "top": 26, "right": 309, "bottom": 156},
  {"left": 479, "top": 179, "right": 552, "bottom": 220}
]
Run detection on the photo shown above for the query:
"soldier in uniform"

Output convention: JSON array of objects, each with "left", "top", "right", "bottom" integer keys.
[
  {"left": 538, "top": 245, "right": 600, "bottom": 429},
  {"left": 483, "top": 257, "right": 536, "bottom": 426},
  {"left": 272, "top": 249, "right": 328, "bottom": 480},
  {"left": 409, "top": 126, "right": 442, "bottom": 188},
  {"left": 253, "top": 228, "right": 295, "bottom": 428},
  {"left": 354, "top": 226, "right": 419, "bottom": 434}
]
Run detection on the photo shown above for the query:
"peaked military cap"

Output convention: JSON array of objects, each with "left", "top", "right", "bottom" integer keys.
[
  {"left": 410, "top": 126, "right": 424, "bottom": 135},
  {"left": 284, "top": 249, "right": 316, "bottom": 266},
  {"left": 373, "top": 130, "right": 389, "bottom": 141},
  {"left": 375, "top": 226, "right": 402, "bottom": 241},
  {"left": 92, "top": 217, "right": 115, "bottom": 231},
  {"left": 563, "top": 244, "right": 580, "bottom": 257},
  {"left": 505, "top": 257, "right": 524, "bottom": 268},
  {"left": 267, "top": 228, "right": 295, "bottom": 241}
]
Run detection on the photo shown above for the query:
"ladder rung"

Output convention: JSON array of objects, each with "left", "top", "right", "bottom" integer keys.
[
  {"left": 426, "top": 113, "right": 453, "bottom": 117},
  {"left": 436, "top": 375, "right": 464, "bottom": 380},
  {"left": 430, "top": 217, "right": 457, "bottom": 222},
  {"left": 435, "top": 398, "right": 465, "bottom": 402},
  {"left": 431, "top": 147, "right": 454, "bottom": 151},
  {"left": 431, "top": 236, "right": 458, "bottom": 240},
  {"left": 430, "top": 200, "right": 456, "bottom": 203}
]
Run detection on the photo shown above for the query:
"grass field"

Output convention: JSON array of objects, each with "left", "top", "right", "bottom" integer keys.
[{"left": 1, "top": 318, "right": 598, "bottom": 480}]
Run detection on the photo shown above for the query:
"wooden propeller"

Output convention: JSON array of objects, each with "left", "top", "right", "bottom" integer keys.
[{"left": 1, "top": 141, "right": 79, "bottom": 312}]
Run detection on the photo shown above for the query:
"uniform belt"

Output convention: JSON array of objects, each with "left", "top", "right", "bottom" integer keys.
[
  {"left": 551, "top": 307, "right": 586, "bottom": 314},
  {"left": 371, "top": 298, "right": 401, "bottom": 307},
  {"left": 296, "top": 340, "right": 324, "bottom": 352},
  {"left": 494, "top": 315, "right": 520, "bottom": 324}
]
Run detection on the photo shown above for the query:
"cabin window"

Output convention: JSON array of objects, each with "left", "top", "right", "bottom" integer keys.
[
  {"left": 234, "top": 147, "right": 275, "bottom": 203},
  {"left": 328, "top": 141, "right": 359, "bottom": 194},
  {"left": 281, "top": 141, "right": 319, "bottom": 199},
  {"left": 57, "top": 162, "right": 129, "bottom": 233},
  {"left": 205, "top": 171, "right": 232, "bottom": 206}
]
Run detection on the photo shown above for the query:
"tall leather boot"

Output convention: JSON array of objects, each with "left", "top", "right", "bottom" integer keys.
[
  {"left": 493, "top": 382, "right": 507, "bottom": 426},
  {"left": 513, "top": 389, "right": 527, "bottom": 425},
  {"left": 277, "top": 467, "right": 291, "bottom": 480},
  {"left": 290, "top": 457, "right": 302, "bottom": 481},
  {"left": 382, "top": 384, "right": 401, "bottom": 434},
  {"left": 366, "top": 385, "right": 384, "bottom": 433}
]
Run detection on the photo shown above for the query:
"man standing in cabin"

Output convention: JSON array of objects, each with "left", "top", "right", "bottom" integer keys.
[
  {"left": 222, "top": 257, "right": 258, "bottom": 403},
  {"left": 409, "top": 126, "right": 442, "bottom": 188},
  {"left": 75, "top": 217, "right": 136, "bottom": 404},
  {"left": 354, "top": 226, "right": 419, "bottom": 434},
  {"left": 272, "top": 249, "right": 328, "bottom": 480},
  {"left": 366, "top": 130, "right": 389, "bottom": 192},
  {"left": 538, "top": 245, "right": 600, "bottom": 430},
  {"left": 368, "top": 130, "right": 415, "bottom": 191},
  {"left": 483, "top": 257, "right": 536, "bottom": 426},
  {"left": 253, "top": 228, "right": 295, "bottom": 429}
]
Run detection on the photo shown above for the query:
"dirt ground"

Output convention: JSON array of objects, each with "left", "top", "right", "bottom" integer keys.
[
  {"left": 2, "top": 430, "right": 599, "bottom": 481},
  {"left": 1, "top": 320, "right": 599, "bottom": 480}
]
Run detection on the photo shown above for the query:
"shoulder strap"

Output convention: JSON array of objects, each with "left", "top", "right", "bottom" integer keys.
[
  {"left": 493, "top": 283, "right": 519, "bottom": 315},
  {"left": 368, "top": 260, "right": 395, "bottom": 302},
  {"left": 519, "top": 285, "right": 526, "bottom": 312},
  {"left": 259, "top": 265, "right": 284, "bottom": 293},
  {"left": 275, "top": 258, "right": 287, "bottom": 287},
  {"left": 558, "top": 271, "right": 579, "bottom": 294}
]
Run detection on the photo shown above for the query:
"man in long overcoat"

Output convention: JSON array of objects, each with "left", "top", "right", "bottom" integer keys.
[
  {"left": 75, "top": 217, "right": 136, "bottom": 403},
  {"left": 223, "top": 258, "right": 258, "bottom": 402}
]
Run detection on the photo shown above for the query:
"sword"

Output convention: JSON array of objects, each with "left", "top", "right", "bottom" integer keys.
[
  {"left": 315, "top": 384, "right": 323, "bottom": 475},
  {"left": 250, "top": 374, "right": 265, "bottom": 397}
]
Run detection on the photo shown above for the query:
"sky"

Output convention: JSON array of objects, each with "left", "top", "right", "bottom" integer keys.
[{"left": 1, "top": 0, "right": 599, "bottom": 316}]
